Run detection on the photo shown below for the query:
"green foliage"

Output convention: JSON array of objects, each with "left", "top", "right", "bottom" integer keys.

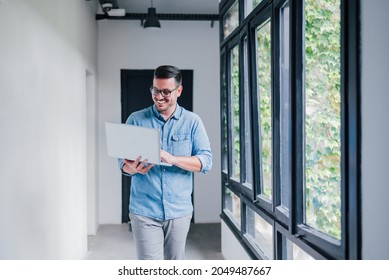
[
  {"left": 228, "top": 0, "right": 341, "bottom": 240},
  {"left": 253, "top": 0, "right": 342, "bottom": 239},
  {"left": 257, "top": 20, "right": 273, "bottom": 198},
  {"left": 232, "top": 45, "right": 241, "bottom": 177},
  {"left": 305, "top": 0, "right": 341, "bottom": 239}
]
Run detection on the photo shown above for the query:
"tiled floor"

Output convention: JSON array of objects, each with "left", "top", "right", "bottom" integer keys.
[{"left": 87, "top": 223, "right": 224, "bottom": 260}]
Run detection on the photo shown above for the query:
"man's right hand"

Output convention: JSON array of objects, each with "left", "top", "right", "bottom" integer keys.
[{"left": 122, "top": 157, "right": 154, "bottom": 175}]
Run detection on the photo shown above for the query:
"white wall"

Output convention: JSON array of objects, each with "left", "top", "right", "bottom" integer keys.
[
  {"left": 97, "top": 20, "right": 221, "bottom": 224},
  {"left": 361, "top": 0, "right": 389, "bottom": 259},
  {"left": 0, "top": 0, "right": 98, "bottom": 259},
  {"left": 86, "top": 70, "right": 99, "bottom": 236}
]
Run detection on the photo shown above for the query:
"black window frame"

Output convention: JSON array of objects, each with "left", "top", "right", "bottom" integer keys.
[
  {"left": 219, "top": 0, "right": 361, "bottom": 260},
  {"left": 273, "top": 0, "right": 291, "bottom": 228},
  {"left": 240, "top": 24, "right": 255, "bottom": 198},
  {"left": 249, "top": 2, "right": 274, "bottom": 216},
  {"left": 226, "top": 35, "right": 241, "bottom": 193}
]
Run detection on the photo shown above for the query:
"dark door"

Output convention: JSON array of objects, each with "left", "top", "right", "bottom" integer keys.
[{"left": 120, "top": 69, "right": 193, "bottom": 223}]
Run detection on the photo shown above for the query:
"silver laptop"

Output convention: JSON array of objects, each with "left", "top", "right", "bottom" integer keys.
[{"left": 105, "top": 122, "right": 172, "bottom": 167}]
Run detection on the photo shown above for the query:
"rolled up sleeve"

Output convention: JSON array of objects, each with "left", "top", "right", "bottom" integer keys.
[
  {"left": 118, "top": 158, "right": 133, "bottom": 177},
  {"left": 192, "top": 119, "right": 213, "bottom": 174}
]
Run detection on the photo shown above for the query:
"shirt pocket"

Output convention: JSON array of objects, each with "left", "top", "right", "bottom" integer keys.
[{"left": 171, "top": 134, "right": 191, "bottom": 156}]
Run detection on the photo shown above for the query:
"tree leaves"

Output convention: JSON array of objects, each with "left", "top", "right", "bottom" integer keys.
[{"left": 305, "top": 0, "right": 341, "bottom": 239}]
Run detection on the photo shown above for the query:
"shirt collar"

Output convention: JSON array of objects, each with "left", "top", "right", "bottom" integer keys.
[{"left": 152, "top": 104, "right": 182, "bottom": 121}]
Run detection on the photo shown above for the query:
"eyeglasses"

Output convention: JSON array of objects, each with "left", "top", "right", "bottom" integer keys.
[{"left": 150, "top": 85, "right": 179, "bottom": 97}]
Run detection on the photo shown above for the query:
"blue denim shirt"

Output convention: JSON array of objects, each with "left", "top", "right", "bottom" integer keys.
[{"left": 118, "top": 104, "right": 212, "bottom": 221}]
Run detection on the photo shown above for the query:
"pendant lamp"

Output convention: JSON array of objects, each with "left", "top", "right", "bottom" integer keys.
[{"left": 143, "top": 0, "right": 161, "bottom": 29}]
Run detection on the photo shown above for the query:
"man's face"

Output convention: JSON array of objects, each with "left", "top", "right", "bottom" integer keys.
[{"left": 151, "top": 77, "right": 182, "bottom": 114}]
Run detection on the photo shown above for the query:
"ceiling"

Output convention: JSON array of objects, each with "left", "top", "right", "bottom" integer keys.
[{"left": 102, "top": 0, "right": 219, "bottom": 15}]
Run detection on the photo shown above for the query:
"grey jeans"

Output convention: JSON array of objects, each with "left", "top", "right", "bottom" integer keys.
[{"left": 129, "top": 213, "right": 192, "bottom": 260}]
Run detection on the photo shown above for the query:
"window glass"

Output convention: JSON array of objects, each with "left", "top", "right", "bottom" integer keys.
[
  {"left": 223, "top": 1, "right": 239, "bottom": 39},
  {"left": 282, "top": 236, "right": 315, "bottom": 260},
  {"left": 220, "top": 0, "right": 353, "bottom": 260},
  {"left": 231, "top": 45, "right": 241, "bottom": 179},
  {"left": 245, "top": 0, "right": 264, "bottom": 17},
  {"left": 280, "top": 2, "right": 290, "bottom": 209},
  {"left": 224, "top": 187, "right": 241, "bottom": 226},
  {"left": 304, "top": 0, "right": 341, "bottom": 239},
  {"left": 256, "top": 19, "right": 273, "bottom": 200},
  {"left": 221, "top": 53, "right": 228, "bottom": 173},
  {"left": 246, "top": 208, "right": 274, "bottom": 259},
  {"left": 243, "top": 37, "right": 253, "bottom": 187}
]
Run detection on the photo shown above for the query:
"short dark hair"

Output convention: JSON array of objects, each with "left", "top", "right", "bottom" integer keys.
[{"left": 154, "top": 65, "right": 182, "bottom": 86}]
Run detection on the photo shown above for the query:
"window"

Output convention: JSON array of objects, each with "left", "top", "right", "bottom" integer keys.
[
  {"left": 281, "top": 236, "right": 315, "bottom": 260},
  {"left": 245, "top": 207, "right": 274, "bottom": 259},
  {"left": 242, "top": 36, "right": 254, "bottom": 189},
  {"left": 230, "top": 44, "right": 240, "bottom": 180},
  {"left": 245, "top": 0, "right": 265, "bottom": 17},
  {"left": 220, "top": 0, "right": 360, "bottom": 259},
  {"left": 221, "top": 51, "right": 228, "bottom": 174},
  {"left": 279, "top": 1, "right": 290, "bottom": 213},
  {"left": 255, "top": 18, "right": 273, "bottom": 202},
  {"left": 223, "top": 1, "right": 239, "bottom": 39},
  {"left": 224, "top": 187, "right": 241, "bottom": 227},
  {"left": 304, "top": 0, "right": 341, "bottom": 240}
]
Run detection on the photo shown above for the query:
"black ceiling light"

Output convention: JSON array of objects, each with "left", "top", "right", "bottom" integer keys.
[{"left": 143, "top": 0, "right": 161, "bottom": 30}]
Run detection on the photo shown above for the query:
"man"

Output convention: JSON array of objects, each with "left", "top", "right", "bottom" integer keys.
[{"left": 118, "top": 65, "right": 212, "bottom": 260}]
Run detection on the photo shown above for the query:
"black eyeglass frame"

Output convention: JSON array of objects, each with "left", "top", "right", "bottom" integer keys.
[{"left": 150, "top": 85, "right": 180, "bottom": 97}]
